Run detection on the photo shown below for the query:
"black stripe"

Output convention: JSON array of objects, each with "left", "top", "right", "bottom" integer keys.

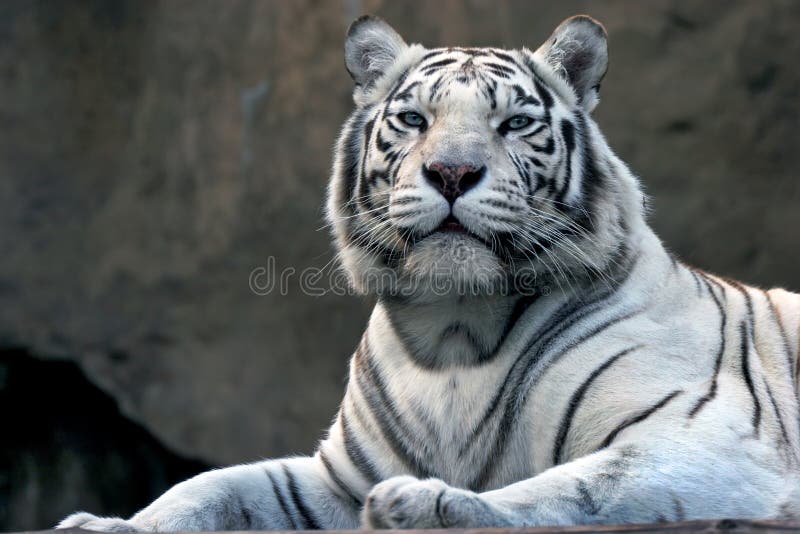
[
  {"left": 460, "top": 48, "right": 487, "bottom": 57},
  {"left": 421, "top": 58, "right": 457, "bottom": 72},
  {"left": 392, "top": 195, "right": 422, "bottom": 206},
  {"left": 574, "top": 112, "right": 602, "bottom": 231},
  {"left": 319, "top": 449, "right": 362, "bottom": 506},
  {"left": 485, "top": 67, "right": 511, "bottom": 80},
  {"left": 668, "top": 253, "right": 679, "bottom": 272},
  {"left": 341, "top": 406, "right": 382, "bottom": 484},
  {"left": 511, "top": 84, "right": 540, "bottom": 106},
  {"left": 522, "top": 125, "right": 547, "bottom": 140},
  {"left": 694, "top": 270, "right": 728, "bottom": 303},
  {"left": 340, "top": 116, "right": 362, "bottom": 204},
  {"left": 555, "top": 118, "right": 576, "bottom": 203},
  {"left": 508, "top": 151, "right": 531, "bottom": 186},
  {"left": 498, "top": 294, "right": 539, "bottom": 341},
  {"left": 599, "top": 390, "right": 684, "bottom": 448},
  {"left": 375, "top": 129, "right": 391, "bottom": 152},
  {"left": 336, "top": 110, "right": 368, "bottom": 230},
  {"left": 487, "top": 78, "right": 497, "bottom": 109},
  {"left": 764, "top": 380, "right": 791, "bottom": 447},
  {"left": 531, "top": 136, "right": 555, "bottom": 154},
  {"left": 739, "top": 320, "right": 762, "bottom": 436},
  {"left": 688, "top": 277, "right": 727, "bottom": 418},
  {"left": 479, "top": 198, "right": 523, "bottom": 211},
  {"left": 527, "top": 156, "right": 545, "bottom": 169},
  {"left": 366, "top": 169, "right": 387, "bottom": 189},
  {"left": 763, "top": 290, "right": 795, "bottom": 382},
  {"left": 384, "top": 149, "right": 399, "bottom": 168},
  {"left": 488, "top": 49, "right": 521, "bottom": 68},
  {"left": 345, "top": 228, "right": 399, "bottom": 267},
  {"left": 531, "top": 171, "right": 547, "bottom": 193},
  {"left": 385, "top": 117, "right": 405, "bottom": 134},
  {"left": 672, "top": 494, "right": 686, "bottom": 521},
  {"left": 535, "top": 309, "right": 642, "bottom": 381},
  {"left": 354, "top": 338, "right": 433, "bottom": 477},
  {"left": 533, "top": 77, "right": 554, "bottom": 109},
  {"left": 355, "top": 115, "right": 377, "bottom": 210},
  {"left": 725, "top": 277, "right": 755, "bottom": 325},
  {"left": 688, "top": 268, "right": 703, "bottom": 296},
  {"left": 421, "top": 50, "right": 445, "bottom": 62},
  {"left": 428, "top": 73, "right": 447, "bottom": 102},
  {"left": 264, "top": 467, "right": 297, "bottom": 530},
  {"left": 240, "top": 499, "right": 252, "bottom": 529},
  {"left": 575, "top": 479, "right": 600, "bottom": 515},
  {"left": 553, "top": 346, "right": 640, "bottom": 465},
  {"left": 392, "top": 80, "right": 421, "bottom": 102},
  {"left": 487, "top": 62, "right": 518, "bottom": 76},
  {"left": 382, "top": 70, "right": 410, "bottom": 112},
  {"left": 283, "top": 463, "right": 322, "bottom": 530}
]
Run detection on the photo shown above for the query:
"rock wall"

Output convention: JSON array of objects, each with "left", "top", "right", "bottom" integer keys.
[
  {"left": 1, "top": 1, "right": 799, "bottom": 529},
  {"left": 0, "top": 350, "right": 208, "bottom": 530}
]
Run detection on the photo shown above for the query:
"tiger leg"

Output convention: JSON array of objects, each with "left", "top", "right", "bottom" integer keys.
[
  {"left": 58, "top": 456, "right": 361, "bottom": 532},
  {"left": 363, "top": 442, "right": 795, "bottom": 528}
]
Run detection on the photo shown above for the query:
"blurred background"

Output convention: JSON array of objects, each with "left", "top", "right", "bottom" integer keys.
[{"left": 1, "top": 0, "right": 799, "bottom": 530}]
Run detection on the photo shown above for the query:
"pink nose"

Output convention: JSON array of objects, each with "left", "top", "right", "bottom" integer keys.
[{"left": 423, "top": 163, "right": 485, "bottom": 204}]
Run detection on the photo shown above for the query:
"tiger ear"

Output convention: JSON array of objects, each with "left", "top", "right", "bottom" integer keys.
[
  {"left": 535, "top": 15, "right": 608, "bottom": 111},
  {"left": 345, "top": 16, "right": 407, "bottom": 90}
]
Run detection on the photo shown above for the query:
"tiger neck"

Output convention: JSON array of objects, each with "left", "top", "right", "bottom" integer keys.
[{"left": 377, "top": 292, "right": 534, "bottom": 369}]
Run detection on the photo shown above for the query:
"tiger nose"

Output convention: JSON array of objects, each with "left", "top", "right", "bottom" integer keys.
[{"left": 423, "top": 162, "right": 486, "bottom": 205}]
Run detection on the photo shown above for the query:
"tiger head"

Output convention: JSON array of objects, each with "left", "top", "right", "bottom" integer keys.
[{"left": 327, "top": 15, "right": 644, "bottom": 299}]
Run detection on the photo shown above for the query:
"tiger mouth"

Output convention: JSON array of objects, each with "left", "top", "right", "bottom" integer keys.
[
  {"left": 425, "top": 215, "right": 497, "bottom": 252},
  {"left": 437, "top": 214, "right": 467, "bottom": 234},
  {"left": 400, "top": 214, "right": 496, "bottom": 253}
]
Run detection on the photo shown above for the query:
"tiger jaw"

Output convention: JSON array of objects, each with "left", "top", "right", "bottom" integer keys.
[
  {"left": 337, "top": 227, "right": 508, "bottom": 298},
  {"left": 405, "top": 227, "right": 497, "bottom": 263}
]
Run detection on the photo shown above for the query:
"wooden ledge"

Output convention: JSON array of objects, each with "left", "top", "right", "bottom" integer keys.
[{"left": 22, "top": 520, "right": 800, "bottom": 534}]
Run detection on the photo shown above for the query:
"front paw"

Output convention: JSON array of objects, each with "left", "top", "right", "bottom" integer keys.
[
  {"left": 363, "top": 476, "right": 505, "bottom": 529},
  {"left": 57, "top": 512, "right": 141, "bottom": 532}
]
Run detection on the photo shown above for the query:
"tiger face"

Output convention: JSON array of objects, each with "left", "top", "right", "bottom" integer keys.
[{"left": 328, "top": 16, "right": 636, "bottom": 298}]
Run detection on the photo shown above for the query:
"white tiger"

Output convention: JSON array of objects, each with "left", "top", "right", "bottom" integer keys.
[{"left": 60, "top": 15, "right": 800, "bottom": 531}]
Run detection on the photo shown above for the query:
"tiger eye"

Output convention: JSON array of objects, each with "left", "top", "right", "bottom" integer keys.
[
  {"left": 399, "top": 111, "right": 426, "bottom": 128},
  {"left": 505, "top": 115, "right": 533, "bottom": 130}
]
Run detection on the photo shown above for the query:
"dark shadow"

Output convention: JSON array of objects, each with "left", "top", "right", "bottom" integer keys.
[{"left": 0, "top": 349, "right": 209, "bottom": 531}]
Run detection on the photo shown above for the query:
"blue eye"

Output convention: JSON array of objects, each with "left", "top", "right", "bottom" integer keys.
[
  {"left": 502, "top": 115, "right": 533, "bottom": 131},
  {"left": 399, "top": 111, "right": 426, "bottom": 128}
]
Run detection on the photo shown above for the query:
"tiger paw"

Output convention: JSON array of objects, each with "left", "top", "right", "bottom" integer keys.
[
  {"left": 362, "top": 476, "right": 508, "bottom": 529},
  {"left": 57, "top": 512, "right": 141, "bottom": 532}
]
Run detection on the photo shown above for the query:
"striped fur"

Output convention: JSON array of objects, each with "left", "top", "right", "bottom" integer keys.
[{"left": 59, "top": 15, "right": 800, "bottom": 532}]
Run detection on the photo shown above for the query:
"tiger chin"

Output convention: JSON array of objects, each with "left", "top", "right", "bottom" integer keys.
[{"left": 59, "top": 14, "right": 800, "bottom": 532}]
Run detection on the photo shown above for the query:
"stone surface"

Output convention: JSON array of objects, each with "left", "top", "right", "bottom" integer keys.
[
  {"left": 0, "top": 0, "right": 799, "bottom": 529},
  {"left": 24, "top": 519, "right": 800, "bottom": 534}
]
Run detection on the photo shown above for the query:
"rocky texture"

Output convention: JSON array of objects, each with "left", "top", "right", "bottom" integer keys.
[{"left": 0, "top": 0, "right": 799, "bottom": 530}]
